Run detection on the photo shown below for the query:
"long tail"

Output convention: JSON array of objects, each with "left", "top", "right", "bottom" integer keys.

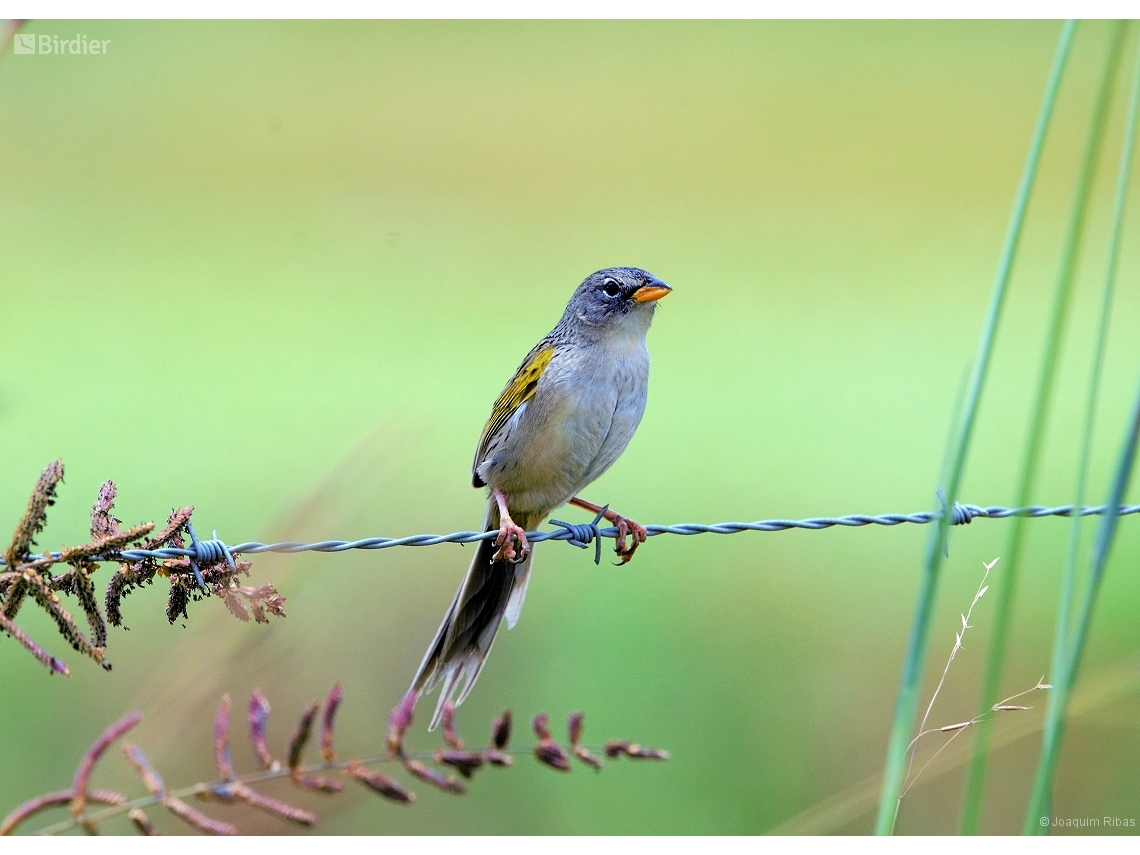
[{"left": 408, "top": 501, "right": 536, "bottom": 730}]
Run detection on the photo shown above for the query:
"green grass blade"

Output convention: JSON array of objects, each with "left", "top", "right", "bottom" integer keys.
[
  {"left": 872, "top": 20, "right": 1077, "bottom": 836},
  {"left": 1024, "top": 34, "right": 1140, "bottom": 834},
  {"left": 1051, "top": 23, "right": 1140, "bottom": 741},
  {"left": 959, "top": 22, "right": 1127, "bottom": 834},
  {"left": 1024, "top": 366, "right": 1140, "bottom": 835}
]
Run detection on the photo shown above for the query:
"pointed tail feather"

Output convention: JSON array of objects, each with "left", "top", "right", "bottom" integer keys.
[{"left": 407, "top": 501, "right": 537, "bottom": 730}]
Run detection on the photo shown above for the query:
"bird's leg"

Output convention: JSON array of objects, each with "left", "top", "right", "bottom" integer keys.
[
  {"left": 491, "top": 488, "right": 529, "bottom": 564},
  {"left": 569, "top": 496, "right": 648, "bottom": 565}
]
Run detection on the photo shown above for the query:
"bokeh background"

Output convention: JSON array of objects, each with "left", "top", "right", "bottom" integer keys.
[{"left": 2, "top": 19, "right": 1139, "bottom": 835}]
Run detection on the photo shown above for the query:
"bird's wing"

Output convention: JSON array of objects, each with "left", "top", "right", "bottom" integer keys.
[{"left": 472, "top": 341, "right": 557, "bottom": 487}]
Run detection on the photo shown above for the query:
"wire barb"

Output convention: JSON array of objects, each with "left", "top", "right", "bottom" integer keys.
[
  {"left": 186, "top": 522, "right": 235, "bottom": 590},
  {"left": 548, "top": 505, "right": 609, "bottom": 564}
]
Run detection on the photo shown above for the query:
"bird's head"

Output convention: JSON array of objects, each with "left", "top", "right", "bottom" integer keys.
[{"left": 562, "top": 267, "right": 671, "bottom": 338}]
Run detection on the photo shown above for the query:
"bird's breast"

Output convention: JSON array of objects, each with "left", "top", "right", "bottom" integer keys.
[{"left": 480, "top": 340, "right": 649, "bottom": 516}]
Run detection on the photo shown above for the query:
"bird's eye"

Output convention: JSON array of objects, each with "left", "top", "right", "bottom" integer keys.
[{"left": 602, "top": 280, "right": 621, "bottom": 297}]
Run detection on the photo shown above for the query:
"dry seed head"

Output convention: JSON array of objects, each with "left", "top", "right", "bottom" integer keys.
[
  {"left": 320, "top": 683, "right": 343, "bottom": 763},
  {"left": 213, "top": 695, "right": 234, "bottom": 781},
  {"left": 532, "top": 713, "right": 552, "bottom": 742},
  {"left": 288, "top": 700, "right": 320, "bottom": 772},
  {"left": 346, "top": 761, "right": 415, "bottom": 804},
  {"left": 403, "top": 760, "right": 466, "bottom": 795},
  {"left": 441, "top": 701, "right": 463, "bottom": 749},
  {"left": 568, "top": 712, "right": 584, "bottom": 748},
  {"left": 128, "top": 808, "right": 158, "bottom": 836},
  {"left": 247, "top": 689, "right": 275, "bottom": 769},
  {"left": 939, "top": 721, "right": 973, "bottom": 733},
  {"left": 5, "top": 460, "right": 64, "bottom": 567},
  {"left": 387, "top": 691, "right": 415, "bottom": 757},
  {"left": 435, "top": 749, "right": 485, "bottom": 779},
  {"left": 491, "top": 710, "right": 512, "bottom": 750},
  {"left": 534, "top": 742, "right": 570, "bottom": 772}
]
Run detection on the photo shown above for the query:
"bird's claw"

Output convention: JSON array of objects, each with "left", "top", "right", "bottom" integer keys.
[
  {"left": 493, "top": 519, "right": 529, "bottom": 564},
  {"left": 612, "top": 517, "right": 648, "bottom": 565}
]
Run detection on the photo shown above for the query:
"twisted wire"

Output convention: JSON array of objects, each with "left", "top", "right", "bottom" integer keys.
[{"left": 3, "top": 501, "right": 1138, "bottom": 569}]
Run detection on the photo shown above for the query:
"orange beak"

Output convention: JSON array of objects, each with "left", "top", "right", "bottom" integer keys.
[{"left": 632, "top": 282, "right": 672, "bottom": 303}]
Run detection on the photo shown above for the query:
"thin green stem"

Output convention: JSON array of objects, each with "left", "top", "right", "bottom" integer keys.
[
  {"left": 1025, "top": 33, "right": 1140, "bottom": 834},
  {"left": 960, "top": 22, "right": 1126, "bottom": 834},
  {"left": 873, "top": 20, "right": 1077, "bottom": 836},
  {"left": 1024, "top": 372, "right": 1140, "bottom": 834}
]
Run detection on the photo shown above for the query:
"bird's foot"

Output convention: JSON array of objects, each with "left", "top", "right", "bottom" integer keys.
[
  {"left": 492, "top": 518, "right": 530, "bottom": 564},
  {"left": 610, "top": 515, "right": 648, "bottom": 565}
]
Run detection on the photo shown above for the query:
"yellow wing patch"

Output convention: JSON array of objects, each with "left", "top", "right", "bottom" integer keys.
[{"left": 473, "top": 344, "right": 556, "bottom": 486}]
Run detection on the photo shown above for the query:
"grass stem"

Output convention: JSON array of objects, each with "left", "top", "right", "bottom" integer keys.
[
  {"left": 872, "top": 19, "right": 1076, "bottom": 836},
  {"left": 959, "top": 21, "right": 1126, "bottom": 834},
  {"left": 1023, "top": 32, "right": 1140, "bottom": 833}
]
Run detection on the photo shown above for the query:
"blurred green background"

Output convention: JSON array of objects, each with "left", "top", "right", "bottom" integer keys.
[{"left": 2, "top": 20, "right": 1139, "bottom": 835}]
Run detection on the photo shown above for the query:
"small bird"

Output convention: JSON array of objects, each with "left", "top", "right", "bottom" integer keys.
[{"left": 406, "top": 267, "right": 671, "bottom": 729}]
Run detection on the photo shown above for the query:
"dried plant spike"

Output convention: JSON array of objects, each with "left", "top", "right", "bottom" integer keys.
[
  {"left": 227, "top": 783, "right": 317, "bottom": 826},
  {"left": 6, "top": 459, "right": 64, "bottom": 567},
  {"left": 320, "top": 683, "right": 343, "bottom": 763},
  {"left": 566, "top": 713, "right": 602, "bottom": 769},
  {"left": 605, "top": 740, "right": 630, "bottom": 758},
  {"left": 128, "top": 808, "right": 158, "bottom": 836},
  {"left": 441, "top": 701, "right": 463, "bottom": 749},
  {"left": 71, "top": 566, "right": 107, "bottom": 651},
  {"left": 1, "top": 576, "right": 29, "bottom": 621},
  {"left": 220, "top": 585, "right": 250, "bottom": 622},
  {"left": 346, "top": 761, "right": 415, "bottom": 804},
  {"left": 603, "top": 741, "right": 669, "bottom": 761},
  {"left": 491, "top": 709, "right": 512, "bottom": 750},
  {"left": 484, "top": 749, "right": 513, "bottom": 767},
  {"left": 167, "top": 578, "right": 189, "bottom": 624},
  {"left": 288, "top": 700, "right": 320, "bottom": 772},
  {"left": 90, "top": 481, "right": 120, "bottom": 540},
  {"left": 142, "top": 506, "right": 193, "bottom": 551},
  {"left": 568, "top": 712, "right": 584, "bottom": 747},
  {"left": 60, "top": 522, "right": 154, "bottom": 564},
  {"left": 163, "top": 796, "right": 237, "bottom": 836},
  {"left": 403, "top": 760, "right": 467, "bottom": 795},
  {"left": 534, "top": 742, "right": 570, "bottom": 772},
  {"left": 25, "top": 575, "right": 102, "bottom": 665},
  {"left": 1, "top": 790, "right": 73, "bottom": 836},
  {"left": 387, "top": 691, "right": 415, "bottom": 757},
  {"left": 0, "top": 611, "right": 69, "bottom": 675},
  {"left": 248, "top": 689, "right": 274, "bottom": 770},
  {"left": 532, "top": 713, "right": 569, "bottom": 771},
  {"left": 435, "top": 749, "right": 485, "bottom": 779},
  {"left": 88, "top": 789, "right": 128, "bottom": 807},
  {"left": 214, "top": 695, "right": 234, "bottom": 781},
  {"left": 532, "top": 713, "right": 552, "bottom": 743},
  {"left": 4, "top": 684, "right": 670, "bottom": 834},
  {"left": 121, "top": 743, "right": 165, "bottom": 795},
  {"left": 292, "top": 775, "right": 345, "bottom": 794},
  {"left": 70, "top": 710, "right": 142, "bottom": 819},
  {"left": 573, "top": 746, "right": 604, "bottom": 771}
]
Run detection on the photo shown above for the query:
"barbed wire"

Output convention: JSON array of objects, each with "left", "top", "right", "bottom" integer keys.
[{"left": 4, "top": 501, "right": 1138, "bottom": 571}]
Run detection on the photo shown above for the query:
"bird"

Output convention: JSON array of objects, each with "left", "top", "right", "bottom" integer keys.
[{"left": 405, "top": 267, "right": 671, "bottom": 730}]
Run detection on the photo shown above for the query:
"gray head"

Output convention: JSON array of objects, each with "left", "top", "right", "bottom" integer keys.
[{"left": 559, "top": 267, "right": 671, "bottom": 339}]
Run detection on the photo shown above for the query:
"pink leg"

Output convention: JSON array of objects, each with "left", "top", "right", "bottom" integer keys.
[
  {"left": 491, "top": 489, "right": 529, "bottom": 564},
  {"left": 568, "top": 497, "right": 648, "bottom": 565}
]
